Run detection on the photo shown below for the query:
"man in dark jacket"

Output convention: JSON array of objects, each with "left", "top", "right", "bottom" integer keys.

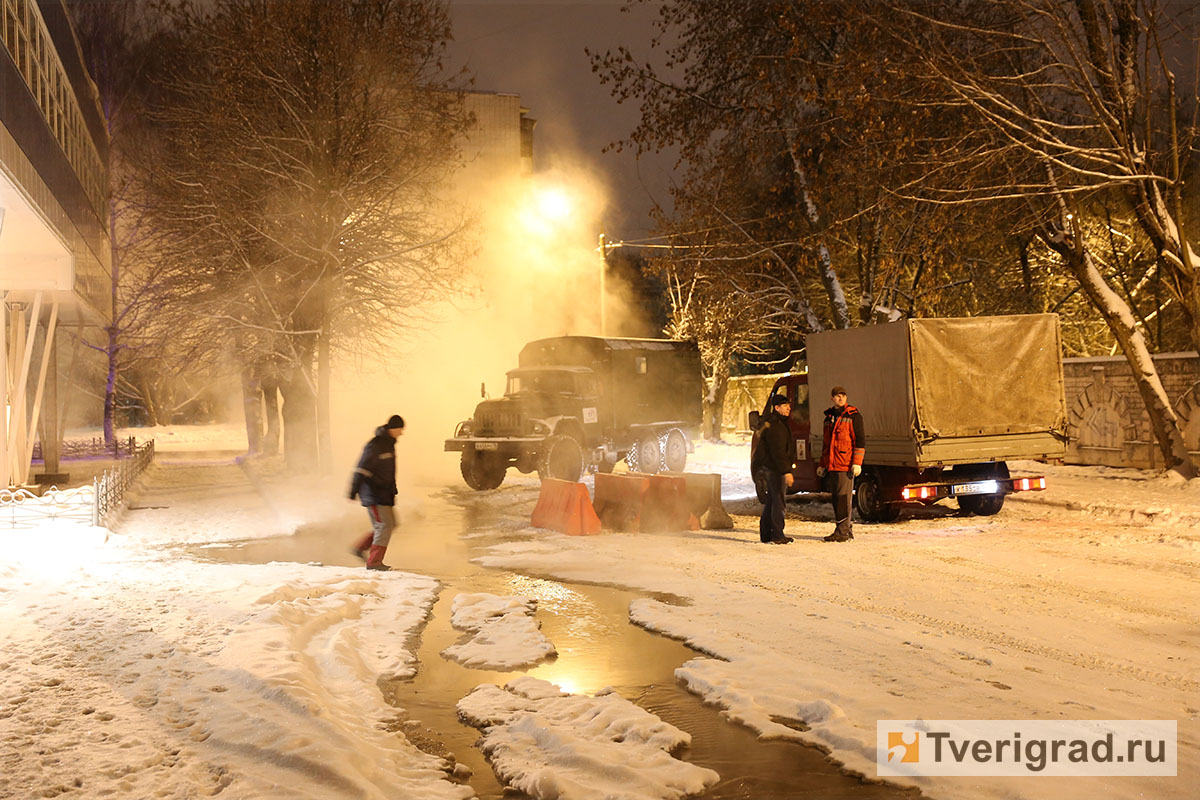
[
  {"left": 349, "top": 414, "right": 405, "bottom": 570},
  {"left": 755, "top": 393, "right": 796, "bottom": 544},
  {"left": 817, "top": 386, "right": 865, "bottom": 542}
]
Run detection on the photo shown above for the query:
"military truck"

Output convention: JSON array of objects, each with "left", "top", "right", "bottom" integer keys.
[
  {"left": 446, "top": 336, "right": 703, "bottom": 489},
  {"left": 750, "top": 314, "right": 1068, "bottom": 520}
]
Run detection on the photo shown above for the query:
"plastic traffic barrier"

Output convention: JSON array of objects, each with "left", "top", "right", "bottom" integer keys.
[
  {"left": 593, "top": 472, "right": 697, "bottom": 533},
  {"left": 592, "top": 472, "right": 647, "bottom": 531},
  {"left": 664, "top": 472, "right": 734, "bottom": 530},
  {"left": 531, "top": 478, "right": 601, "bottom": 536}
]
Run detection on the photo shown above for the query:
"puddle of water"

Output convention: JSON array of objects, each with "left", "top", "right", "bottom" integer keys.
[{"left": 190, "top": 487, "right": 917, "bottom": 800}]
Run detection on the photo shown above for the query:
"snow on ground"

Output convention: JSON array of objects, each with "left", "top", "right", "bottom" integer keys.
[
  {"left": 5, "top": 424, "right": 1197, "bottom": 799},
  {"left": 466, "top": 440, "right": 1199, "bottom": 800},
  {"left": 457, "top": 676, "right": 719, "bottom": 800},
  {"left": 442, "top": 593, "right": 557, "bottom": 670},
  {"left": 0, "top": 448, "right": 472, "bottom": 799}
]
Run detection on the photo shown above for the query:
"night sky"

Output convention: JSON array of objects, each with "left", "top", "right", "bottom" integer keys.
[{"left": 447, "top": 1, "right": 673, "bottom": 242}]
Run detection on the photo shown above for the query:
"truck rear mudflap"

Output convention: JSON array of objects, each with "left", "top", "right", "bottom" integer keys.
[{"left": 900, "top": 475, "right": 1047, "bottom": 502}]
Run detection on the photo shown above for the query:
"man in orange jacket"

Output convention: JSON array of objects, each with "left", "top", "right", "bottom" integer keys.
[{"left": 816, "top": 386, "right": 865, "bottom": 542}]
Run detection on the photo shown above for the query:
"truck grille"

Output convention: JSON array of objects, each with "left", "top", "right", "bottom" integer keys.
[{"left": 477, "top": 410, "right": 524, "bottom": 436}]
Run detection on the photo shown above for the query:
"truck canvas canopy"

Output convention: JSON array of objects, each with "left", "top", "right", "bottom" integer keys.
[{"left": 806, "top": 314, "right": 1067, "bottom": 468}]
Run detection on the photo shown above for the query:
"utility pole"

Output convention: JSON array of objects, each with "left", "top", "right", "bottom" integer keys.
[{"left": 598, "top": 233, "right": 607, "bottom": 337}]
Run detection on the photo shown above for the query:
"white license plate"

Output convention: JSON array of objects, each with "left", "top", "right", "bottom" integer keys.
[
  {"left": 475, "top": 442, "right": 499, "bottom": 451},
  {"left": 954, "top": 480, "right": 997, "bottom": 496}
]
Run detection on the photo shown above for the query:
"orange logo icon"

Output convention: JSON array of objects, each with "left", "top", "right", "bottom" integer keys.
[{"left": 887, "top": 731, "right": 920, "bottom": 763}]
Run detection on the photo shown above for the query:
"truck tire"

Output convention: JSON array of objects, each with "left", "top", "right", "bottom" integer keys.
[
  {"left": 662, "top": 429, "right": 688, "bottom": 472},
  {"left": 627, "top": 433, "right": 663, "bottom": 474},
  {"left": 958, "top": 493, "right": 1005, "bottom": 516},
  {"left": 538, "top": 435, "right": 584, "bottom": 482},
  {"left": 854, "top": 473, "right": 901, "bottom": 522},
  {"left": 461, "top": 451, "right": 506, "bottom": 491}
]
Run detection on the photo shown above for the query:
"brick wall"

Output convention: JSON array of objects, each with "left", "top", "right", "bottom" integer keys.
[{"left": 1064, "top": 352, "right": 1200, "bottom": 470}]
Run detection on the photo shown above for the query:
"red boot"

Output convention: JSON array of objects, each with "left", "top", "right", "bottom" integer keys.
[
  {"left": 366, "top": 545, "right": 390, "bottom": 571},
  {"left": 352, "top": 533, "right": 373, "bottom": 562}
]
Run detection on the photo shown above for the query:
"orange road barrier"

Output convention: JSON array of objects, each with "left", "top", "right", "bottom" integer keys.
[
  {"left": 593, "top": 472, "right": 698, "bottom": 533},
  {"left": 531, "top": 478, "right": 601, "bottom": 536},
  {"left": 664, "top": 472, "right": 734, "bottom": 530},
  {"left": 593, "top": 473, "right": 650, "bottom": 531}
]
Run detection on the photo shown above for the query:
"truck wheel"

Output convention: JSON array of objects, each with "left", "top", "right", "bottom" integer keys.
[
  {"left": 627, "top": 433, "right": 663, "bottom": 474},
  {"left": 538, "top": 435, "right": 584, "bottom": 482},
  {"left": 662, "top": 429, "right": 688, "bottom": 472},
  {"left": 461, "top": 451, "right": 506, "bottom": 491},
  {"left": 958, "top": 493, "right": 1005, "bottom": 515},
  {"left": 854, "top": 473, "right": 901, "bottom": 522}
]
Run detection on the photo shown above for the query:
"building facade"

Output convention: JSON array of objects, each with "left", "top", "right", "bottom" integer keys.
[{"left": 0, "top": 0, "right": 110, "bottom": 484}]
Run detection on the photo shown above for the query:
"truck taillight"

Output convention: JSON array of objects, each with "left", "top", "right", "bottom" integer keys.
[
  {"left": 1013, "top": 477, "right": 1046, "bottom": 492},
  {"left": 901, "top": 485, "right": 936, "bottom": 500}
]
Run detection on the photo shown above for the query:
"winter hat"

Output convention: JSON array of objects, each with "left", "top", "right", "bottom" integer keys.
[
  {"left": 769, "top": 394, "right": 790, "bottom": 408},
  {"left": 386, "top": 414, "right": 406, "bottom": 430},
  {"left": 830, "top": 386, "right": 847, "bottom": 396}
]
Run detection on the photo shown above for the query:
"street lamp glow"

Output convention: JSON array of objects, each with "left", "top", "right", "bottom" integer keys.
[{"left": 535, "top": 187, "right": 571, "bottom": 221}]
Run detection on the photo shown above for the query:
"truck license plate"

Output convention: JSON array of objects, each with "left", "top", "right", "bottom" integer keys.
[
  {"left": 954, "top": 480, "right": 996, "bottom": 496},
  {"left": 475, "top": 442, "right": 499, "bottom": 451}
]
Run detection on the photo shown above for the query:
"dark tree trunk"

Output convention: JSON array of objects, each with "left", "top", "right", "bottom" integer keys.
[
  {"left": 280, "top": 370, "right": 318, "bottom": 472},
  {"left": 262, "top": 378, "right": 281, "bottom": 456},
  {"left": 103, "top": 325, "right": 118, "bottom": 446},
  {"left": 241, "top": 367, "right": 263, "bottom": 455}
]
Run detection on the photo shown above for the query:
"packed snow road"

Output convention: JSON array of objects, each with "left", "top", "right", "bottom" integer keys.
[{"left": 1, "top": 437, "right": 1195, "bottom": 800}]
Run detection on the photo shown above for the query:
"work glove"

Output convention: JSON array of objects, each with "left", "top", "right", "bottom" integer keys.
[
  {"left": 852, "top": 465, "right": 862, "bottom": 477},
  {"left": 815, "top": 466, "right": 826, "bottom": 478}
]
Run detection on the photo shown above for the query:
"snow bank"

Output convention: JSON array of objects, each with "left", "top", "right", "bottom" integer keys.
[
  {"left": 457, "top": 676, "right": 719, "bottom": 800},
  {"left": 442, "top": 593, "right": 556, "bottom": 669},
  {"left": 0, "top": 546, "right": 471, "bottom": 800}
]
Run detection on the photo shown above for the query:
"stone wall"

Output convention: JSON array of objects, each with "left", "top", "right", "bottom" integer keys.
[{"left": 1064, "top": 352, "right": 1200, "bottom": 470}]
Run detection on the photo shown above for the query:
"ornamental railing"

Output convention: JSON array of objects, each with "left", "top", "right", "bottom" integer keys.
[
  {"left": 32, "top": 436, "right": 141, "bottom": 461},
  {"left": 93, "top": 440, "right": 156, "bottom": 526},
  {"left": 0, "top": 485, "right": 95, "bottom": 529},
  {"left": 0, "top": 439, "right": 156, "bottom": 529}
]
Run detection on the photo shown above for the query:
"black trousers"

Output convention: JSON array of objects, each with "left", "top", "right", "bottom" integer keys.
[
  {"left": 759, "top": 471, "right": 786, "bottom": 542},
  {"left": 828, "top": 470, "right": 854, "bottom": 536}
]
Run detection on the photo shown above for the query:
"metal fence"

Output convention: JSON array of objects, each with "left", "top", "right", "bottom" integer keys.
[
  {"left": 93, "top": 440, "right": 156, "bottom": 526},
  {"left": 32, "top": 436, "right": 141, "bottom": 461},
  {"left": 0, "top": 439, "right": 156, "bottom": 529}
]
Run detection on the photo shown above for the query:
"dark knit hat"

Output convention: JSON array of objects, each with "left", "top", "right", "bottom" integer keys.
[
  {"left": 769, "top": 394, "right": 790, "bottom": 408},
  {"left": 386, "top": 414, "right": 405, "bottom": 430},
  {"left": 830, "top": 386, "right": 847, "bottom": 396}
]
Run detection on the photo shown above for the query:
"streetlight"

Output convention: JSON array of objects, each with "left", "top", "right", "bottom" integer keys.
[{"left": 597, "top": 233, "right": 608, "bottom": 337}]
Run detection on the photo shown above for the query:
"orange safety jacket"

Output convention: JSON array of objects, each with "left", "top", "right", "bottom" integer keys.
[{"left": 820, "top": 405, "right": 865, "bottom": 472}]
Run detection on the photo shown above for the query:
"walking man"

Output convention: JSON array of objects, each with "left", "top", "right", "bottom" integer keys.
[
  {"left": 349, "top": 414, "right": 405, "bottom": 570},
  {"left": 756, "top": 393, "right": 796, "bottom": 544},
  {"left": 816, "top": 387, "right": 865, "bottom": 542}
]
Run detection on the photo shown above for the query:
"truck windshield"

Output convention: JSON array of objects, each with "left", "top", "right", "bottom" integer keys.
[{"left": 505, "top": 371, "right": 580, "bottom": 396}]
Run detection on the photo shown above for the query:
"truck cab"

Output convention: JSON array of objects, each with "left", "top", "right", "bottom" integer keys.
[
  {"left": 446, "top": 336, "right": 703, "bottom": 490},
  {"left": 748, "top": 373, "right": 821, "bottom": 493}
]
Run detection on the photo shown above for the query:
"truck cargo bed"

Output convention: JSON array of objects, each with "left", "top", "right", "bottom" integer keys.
[{"left": 806, "top": 315, "right": 1068, "bottom": 469}]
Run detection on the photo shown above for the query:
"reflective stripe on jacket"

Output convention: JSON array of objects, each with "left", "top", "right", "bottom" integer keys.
[{"left": 820, "top": 405, "right": 865, "bottom": 472}]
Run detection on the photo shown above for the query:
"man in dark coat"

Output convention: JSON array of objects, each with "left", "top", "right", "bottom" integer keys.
[
  {"left": 349, "top": 414, "right": 405, "bottom": 570},
  {"left": 817, "top": 386, "right": 865, "bottom": 542},
  {"left": 755, "top": 393, "right": 796, "bottom": 544}
]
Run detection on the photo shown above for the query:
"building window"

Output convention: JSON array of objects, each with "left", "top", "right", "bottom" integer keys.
[{"left": 1, "top": 0, "right": 107, "bottom": 224}]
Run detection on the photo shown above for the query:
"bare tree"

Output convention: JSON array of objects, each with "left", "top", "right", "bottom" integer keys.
[
  {"left": 890, "top": 0, "right": 1199, "bottom": 476},
  {"left": 147, "top": 0, "right": 470, "bottom": 470}
]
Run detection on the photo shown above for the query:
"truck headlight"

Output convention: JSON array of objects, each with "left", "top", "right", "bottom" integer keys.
[
  {"left": 531, "top": 421, "right": 550, "bottom": 435},
  {"left": 456, "top": 421, "right": 473, "bottom": 437}
]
